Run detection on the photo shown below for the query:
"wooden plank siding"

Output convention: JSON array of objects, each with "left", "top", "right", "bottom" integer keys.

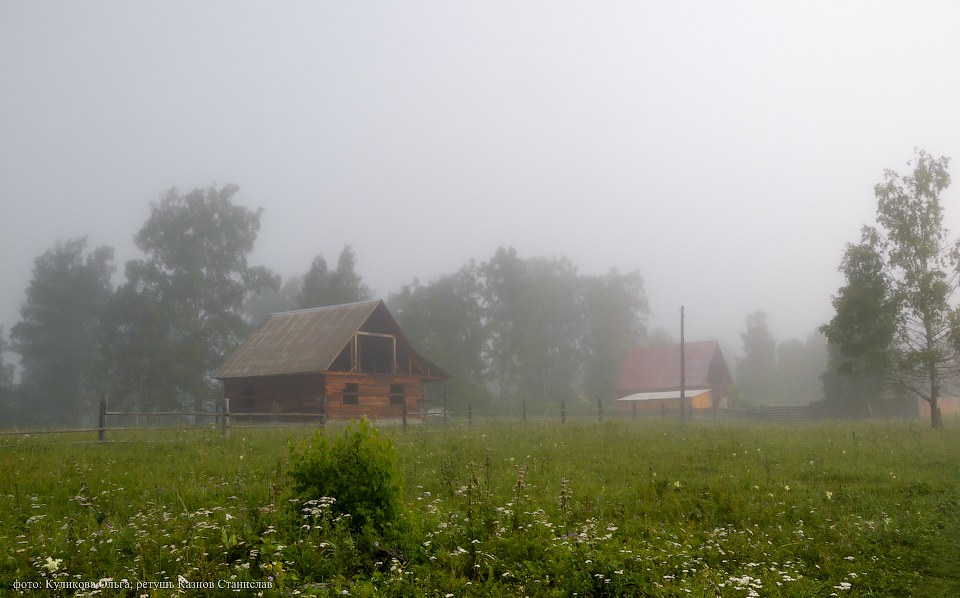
[
  {"left": 325, "top": 373, "right": 421, "bottom": 420},
  {"left": 223, "top": 373, "right": 326, "bottom": 421},
  {"left": 224, "top": 372, "right": 424, "bottom": 421}
]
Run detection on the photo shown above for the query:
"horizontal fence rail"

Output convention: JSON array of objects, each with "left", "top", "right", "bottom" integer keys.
[{"left": 0, "top": 399, "right": 829, "bottom": 440}]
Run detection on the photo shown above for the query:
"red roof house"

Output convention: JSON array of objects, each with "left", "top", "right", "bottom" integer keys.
[{"left": 616, "top": 341, "right": 733, "bottom": 411}]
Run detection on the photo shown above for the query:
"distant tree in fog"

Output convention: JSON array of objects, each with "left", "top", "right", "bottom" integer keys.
[
  {"left": 480, "top": 247, "right": 648, "bottom": 405},
  {"left": 11, "top": 238, "right": 114, "bottom": 425},
  {"left": 735, "top": 312, "right": 829, "bottom": 407},
  {"left": 0, "top": 327, "right": 17, "bottom": 425},
  {"left": 645, "top": 327, "right": 675, "bottom": 346},
  {"left": 298, "top": 245, "right": 372, "bottom": 309},
  {"left": 481, "top": 249, "right": 585, "bottom": 404},
  {"left": 389, "top": 263, "right": 491, "bottom": 408},
  {"left": 243, "top": 276, "right": 301, "bottom": 327},
  {"left": 0, "top": 327, "right": 12, "bottom": 390},
  {"left": 823, "top": 150, "right": 957, "bottom": 428},
  {"left": 393, "top": 247, "right": 649, "bottom": 408},
  {"left": 775, "top": 333, "right": 827, "bottom": 406},
  {"left": 581, "top": 269, "right": 648, "bottom": 402},
  {"left": 735, "top": 311, "right": 777, "bottom": 405},
  {"left": 480, "top": 247, "right": 526, "bottom": 402},
  {"left": 102, "top": 184, "right": 277, "bottom": 411},
  {"left": 820, "top": 236, "right": 900, "bottom": 416}
]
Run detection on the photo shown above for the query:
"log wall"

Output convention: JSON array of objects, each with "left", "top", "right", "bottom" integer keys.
[{"left": 325, "top": 372, "right": 422, "bottom": 420}]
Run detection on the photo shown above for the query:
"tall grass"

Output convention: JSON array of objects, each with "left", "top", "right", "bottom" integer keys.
[{"left": 1, "top": 420, "right": 958, "bottom": 596}]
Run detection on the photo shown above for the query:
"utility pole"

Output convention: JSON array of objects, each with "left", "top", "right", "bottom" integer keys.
[{"left": 680, "top": 305, "right": 686, "bottom": 423}]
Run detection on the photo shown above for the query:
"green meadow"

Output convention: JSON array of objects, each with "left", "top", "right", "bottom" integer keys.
[{"left": 1, "top": 419, "right": 959, "bottom": 596}]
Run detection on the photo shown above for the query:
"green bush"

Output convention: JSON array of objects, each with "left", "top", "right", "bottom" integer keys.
[{"left": 288, "top": 419, "right": 404, "bottom": 535}]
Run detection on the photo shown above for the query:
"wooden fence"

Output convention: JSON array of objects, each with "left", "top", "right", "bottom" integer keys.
[
  {"left": 420, "top": 400, "right": 818, "bottom": 425},
  {"left": 0, "top": 399, "right": 819, "bottom": 441}
]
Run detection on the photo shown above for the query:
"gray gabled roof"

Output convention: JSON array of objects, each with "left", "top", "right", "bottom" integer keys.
[{"left": 215, "top": 300, "right": 446, "bottom": 380}]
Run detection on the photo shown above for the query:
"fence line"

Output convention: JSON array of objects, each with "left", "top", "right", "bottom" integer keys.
[{"left": 0, "top": 400, "right": 821, "bottom": 440}]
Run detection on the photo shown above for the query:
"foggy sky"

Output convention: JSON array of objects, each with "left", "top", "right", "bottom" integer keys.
[{"left": 3, "top": 1, "right": 960, "bottom": 364}]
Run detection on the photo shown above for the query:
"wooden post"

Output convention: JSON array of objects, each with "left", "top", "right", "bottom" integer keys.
[
  {"left": 468, "top": 403, "right": 472, "bottom": 427},
  {"left": 598, "top": 398, "right": 603, "bottom": 423},
  {"left": 222, "top": 397, "right": 230, "bottom": 438},
  {"left": 522, "top": 399, "right": 527, "bottom": 423},
  {"left": 632, "top": 401, "right": 637, "bottom": 420},
  {"left": 561, "top": 400, "right": 566, "bottom": 424},
  {"left": 402, "top": 401, "right": 408, "bottom": 433},
  {"left": 680, "top": 305, "right": 686, "bottom": 424},
  {"left": 661, "top": 403, "right": 666, "bottom": 418},
  {"left": 98, "top": 398, "right": 107, "bottom": 443}
]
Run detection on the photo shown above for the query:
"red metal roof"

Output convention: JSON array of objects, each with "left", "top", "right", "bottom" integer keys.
[{"left": 616, "top": 340, "right": 732, "bottom": 395}]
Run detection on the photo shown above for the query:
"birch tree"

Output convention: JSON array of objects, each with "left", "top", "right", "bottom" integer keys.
[{"left": 847, "top": 150, "right": 958, "bottom": 428}]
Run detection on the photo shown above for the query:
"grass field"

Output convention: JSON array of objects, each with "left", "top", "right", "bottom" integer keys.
[{"left": 1, "top": 419, "right": 958, "bottom": 596}]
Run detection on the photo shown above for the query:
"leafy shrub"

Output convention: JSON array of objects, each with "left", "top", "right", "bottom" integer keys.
[{"left": 288, "top": 419, "right": 404, "bottom": 534}]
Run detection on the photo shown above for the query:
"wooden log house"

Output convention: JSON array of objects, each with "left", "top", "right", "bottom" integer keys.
[{"left": 215, "top": 300, "right": 448, "bottom": 422}]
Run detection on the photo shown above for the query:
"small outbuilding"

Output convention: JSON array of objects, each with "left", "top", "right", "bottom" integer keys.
[
  {"left": 615, "top": 340, "right": 733, "bottom": 413},
  {"left": 215, "top": 300, "right": 448, "bottom": 421}
]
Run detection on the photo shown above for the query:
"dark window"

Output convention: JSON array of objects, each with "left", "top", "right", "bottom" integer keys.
[
  {"left": 234, "top": 397, "right": 255, "bottom": 410},
  {"left": 358, "top": 334, "right": 395, "bottom": 373},
  {"left": 389, "top": 384, "right": 404, "bottom": 406},
  {"left": 343, "top": 383, "right": 359, "bottom": 405}
]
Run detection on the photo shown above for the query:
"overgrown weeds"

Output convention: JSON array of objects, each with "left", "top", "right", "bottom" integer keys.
[{"left": 0, "top": 420, "right": 957, "bottom": 596}]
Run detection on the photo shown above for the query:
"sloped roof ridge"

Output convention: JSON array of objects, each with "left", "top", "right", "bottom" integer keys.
[
  {"left": 616, "top": 339, "right": 729, "bottom": 395},
  {"left": 643, "top": 339, "right": 716, "bottom": 348},
  {"left": 270, "top": 299, "right": 382, "bottom": 317}
]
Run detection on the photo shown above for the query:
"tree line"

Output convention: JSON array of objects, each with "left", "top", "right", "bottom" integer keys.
[
  {"left": 0, "top": 185, "right": 651, "bottom": 427},
  {"left": 3, "top": 148, "right": 947, "bottom": 428}
]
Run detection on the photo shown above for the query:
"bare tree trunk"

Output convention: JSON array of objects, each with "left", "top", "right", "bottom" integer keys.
[
  {"left": 926, "top": 323, "right": 944, "bottom": 430},
  {"left": 930, "top": 396, "right": 944, "bottom": 429}
]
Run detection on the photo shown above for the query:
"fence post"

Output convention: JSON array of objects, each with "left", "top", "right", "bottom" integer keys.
[
  {"left": 402, "top": 401, "right": 408, "bottom": 433},
  {"left": 222, "top": 397, "right": 230, "bottom": 439},
  {"left": 522, "top": 399, "right": 527, "bottom": 423},
  {"left": 632, "top": 402, "right": 637, "bottom": 420},
  {"left": 98, "top": 398, "right": 107, "bottom": 443},
  {"left": 661, "top": 404, "right": 666, "bottom": 418},
  {"left": 597, "top": 398, "right": 603, "bottom": 423},
  {"left": 561, "top": 401, "right": 566, "bottom": 424},
  {"left": 468, "top": 403, "right": 472, "bottom": 427}
]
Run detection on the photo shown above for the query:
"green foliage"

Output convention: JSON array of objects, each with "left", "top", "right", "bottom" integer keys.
[
  {"left": 822, "top": 237, "right": 897, "bottom": 374},
  {"left": 389, "top": 263, "right": 492, "bottom": 408},
  {"left": 775, "top": 333, "right": 828, "bottom": 406},
  {"left": 10, "top": 237, "right": 114, "bottom": 426},
  {"left": 243, "top": 276, "right": 302, "bottom": 327},
  {"left": 0, "top": 326, "right": 13, "bottom": 394},
  {"left": 392, "top": 247, "right": 648, "bottom": 408},
  {"left": 3, "top": 421, "right": 959, "bottom": 596},
  {"left": 0, "top": 327, "right": 17, "bottom": 426},
  {"left": 289, "top": 419, "right": 405, "bottom": 535},
  {"left": 826, "top": 149, "right": 959, "bottom": 428},
  {"left": 820, "top": 238, "right": 906, "bottom": 416},
  {"left": 298, "top": 245, "right": 372, "bottom": 309},
  {"left": 102, "top": 184, "right": 278, "bottom": 411},
  {"left": 735, "top": 311, "right": 777, "bottom": 404},
  {"left": 480, "top": 247, "right": 648, "bottom": 405},
  {"left": 580, "top": 269, "right": 649, "bottom": 403}
]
